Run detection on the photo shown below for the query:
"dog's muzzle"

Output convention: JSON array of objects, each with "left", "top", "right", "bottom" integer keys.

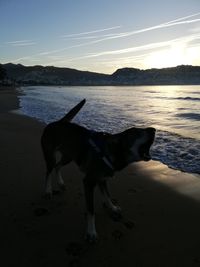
[
  {"left": 139, "top": 147, "right": 152, "bottom": 161},
  {"left": 143, "top": 152, "right": 152, "bottom": 161},
  {"left": 140, "top": 127, "right": 156, "bottom": 161}
]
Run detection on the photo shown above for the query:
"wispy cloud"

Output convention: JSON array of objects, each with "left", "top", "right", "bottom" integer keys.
[
  {"left": 61, "top": 26, "right": 121, "bottom": 38},
  {"left": 52, "top": 32, "right": 200, "bottom": 65},
  {"left": 11, "top": 12, "right": 200, "bottom": 64},
  {"left": 84, "top": 13, "right": 200, "bottom": 45},
  {"left": 12, "top": 56, "right": 32, "bottom": 62},
  {"left": 6, "top": 40, "right": 36, "bottom": 46},
  {"left": 36, "top": 13, "right": 200, "bottom": 56},
  {"left": 45, "top": 12, "right": 200, "bottom": 59},
  {"left": 60, "top": 12, "right": 200, "bottom": 46},
  {"left": 78, "top": 33, "right": 200, "bottom": 59},
  {"left": 162, "top": 12, "right": 200, "bottom": 25},
  {"left": 65, "top": 33, "right": 120, "bottom": 41}
]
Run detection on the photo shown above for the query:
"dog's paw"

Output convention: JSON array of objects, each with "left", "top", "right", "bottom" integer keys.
[
  {"left": 85, "top": 231, "right": 98, "bottom": 243},
  {"left": 103, "top": 203, "right": 122, "bottom": 221},
  {"left": 111, "top": 206, "right": 122, "bottom": 221},
  {"left": 112, "top": 205, "right": 122, "bottom": 214}
]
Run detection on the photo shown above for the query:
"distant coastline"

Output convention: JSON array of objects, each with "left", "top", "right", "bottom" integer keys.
[{"left": 1, "top": 63, "right": 200, "bottom": 86}]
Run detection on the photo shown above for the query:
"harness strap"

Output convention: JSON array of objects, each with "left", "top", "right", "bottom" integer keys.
[{"left": 88, "top": 138, "right": 114, "bottom": 172}]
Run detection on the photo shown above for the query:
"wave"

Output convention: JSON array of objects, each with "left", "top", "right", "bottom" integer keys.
[
  {"left": 154, "top": 96, "right": 200, "bottom": 101},
  {"left": 175, "top": 97, "right": 200, "bottom": 101},
  {"left": 152, "top": 130, "right": 200, "bottom": 174},
  {"left": 190, "top": 91, "right": 200, "bottom": 95},
  {"left": 177, "top": 113, "right": 200, "bottom": 121}
]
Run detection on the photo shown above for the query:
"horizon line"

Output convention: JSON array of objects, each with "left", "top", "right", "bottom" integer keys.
[{"left": 2, "top": 62, "right": 199, "bottom": 74}]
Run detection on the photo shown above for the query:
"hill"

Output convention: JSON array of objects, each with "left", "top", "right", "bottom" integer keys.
[
  {"left": 1, "top": 63, "right": 200, "bottom": 85},
  {"left": 1, "top": 63, "right": 110, "bottom": 86},
  {"left": 111, "top": 65, "right": 200, "bottom": 85}
]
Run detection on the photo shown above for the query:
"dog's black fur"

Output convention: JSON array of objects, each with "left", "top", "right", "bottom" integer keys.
[{"left": 41, "top": 99, "right": 156, "bottom": 242}]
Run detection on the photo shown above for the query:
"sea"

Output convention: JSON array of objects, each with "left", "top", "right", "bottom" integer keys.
[{"left": 17, "top": 85, "right": 200, "bottom": 174}]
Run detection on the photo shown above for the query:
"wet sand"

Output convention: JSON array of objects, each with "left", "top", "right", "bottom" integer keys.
[{"left": 1, "top": 86, "right": 200, "bottom": 267}]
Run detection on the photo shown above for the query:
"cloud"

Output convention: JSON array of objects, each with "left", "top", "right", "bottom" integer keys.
[
  {"left": 86, "top": 14, "right": 200, "bottom": 44},
  {"left": 60, "top": 12, "right": 200, "bottom": 46},
  {"left": 64, "top": 33, "right": 121, "bottom": 41},
  {"left": 6, "top": 40, "right": 36, "bottom": 46},
  {"left": 64, "top": 33, "right": 200, "bottom": 62},
  {"left": 12, "top": 56, "right": 32, "bottom": 62},
  {"left": 34, "top": 13, "right": 200, "bottom": 57},
  {"left": 11, "top": 12, "right": 200, "bottom": 63},
  {"left": 61, "top": 26, "right": 121, "bottom": 38},
  {"left": 48, "top": 13, "right": 200, "bottom": 62},
  {"left": 162, "top": 12, "right": 200, "bottom": 25}
]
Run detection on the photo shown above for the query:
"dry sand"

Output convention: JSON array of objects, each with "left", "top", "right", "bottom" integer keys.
[{"left": 1, "top": 87, "right": 200, "bottom": 267}]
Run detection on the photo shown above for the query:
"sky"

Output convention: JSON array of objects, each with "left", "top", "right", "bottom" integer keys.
[{"left": 1, "top": 0, "right": 200, "bottom": 74}]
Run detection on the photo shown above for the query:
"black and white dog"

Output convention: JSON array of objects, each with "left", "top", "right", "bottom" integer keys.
[{"left": 41, "top": 99, "right": 155, "bottom": 242}]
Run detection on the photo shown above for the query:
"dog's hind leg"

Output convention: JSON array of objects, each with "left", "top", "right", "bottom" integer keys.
[
  {"left": 55, "top": 155, "right": 71, "bottom": 191},
  {"left": 55, "top": 166, "right": 65, "bottom": 191},
  {"left": 98, "top": 180, "right": 122, "bottom": 217},
  {"left": 83, "top": 176, "right": 98, "bottom": 242},
  {"left": 43, "top": 151, "right": 56, "bottom": 199}
]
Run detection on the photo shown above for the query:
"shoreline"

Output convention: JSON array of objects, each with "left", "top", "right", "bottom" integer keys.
[
  {"left": 1, "top": 86, "right": 200, "bottom": 266},
  {"left": 17, "top": 85, "right": 200, "bottom": 174},
  {"left": 9, "top": 85, "right": 200, "bottom": 178}
]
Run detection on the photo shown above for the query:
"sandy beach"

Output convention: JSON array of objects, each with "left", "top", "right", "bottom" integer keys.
[{"left": 1, "top": 87, "right": 200, "bottom": 267}]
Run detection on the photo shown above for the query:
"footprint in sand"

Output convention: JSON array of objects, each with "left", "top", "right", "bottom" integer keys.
[
  {"left": 123, "top": 220, "right": 136, "bottom": 229},
  {"left": 112, "top": 229, "right": 123, "bottom": 240}
]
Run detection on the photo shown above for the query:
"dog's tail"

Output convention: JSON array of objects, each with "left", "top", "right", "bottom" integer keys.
[{"left": 59, "top": 99, "right": 86, "bottom": 123}]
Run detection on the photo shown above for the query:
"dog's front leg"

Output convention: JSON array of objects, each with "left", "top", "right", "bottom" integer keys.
[
  {"left": 55, "top": 156, "right": 71, "bottom": 191},
  {"left": 55, "top": 165, "right": 66, "bottom": 191},
  {"left": 99, "top": 180, "right": 122, "bottom": 218},
  {"left": 83, "top": 177, "right": 98, "bottom": 242}
]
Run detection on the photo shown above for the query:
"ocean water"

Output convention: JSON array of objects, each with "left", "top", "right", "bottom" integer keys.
[{"left": 18, "top": 85, "right": 200, "bottom": 174}]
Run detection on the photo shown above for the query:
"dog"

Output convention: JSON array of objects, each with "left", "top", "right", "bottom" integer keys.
[{"left": 41, "top": 99, "right": 156, "bottom": 242}]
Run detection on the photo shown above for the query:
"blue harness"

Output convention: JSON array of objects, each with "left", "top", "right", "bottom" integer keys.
[{"left": 88, "top": 130, "right": 114, "bottom": 175}]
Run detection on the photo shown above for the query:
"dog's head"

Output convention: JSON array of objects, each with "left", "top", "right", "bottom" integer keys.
[
  {"left": 113, "top": 127, "right": 156, "bottom": 170},
  {"left": 123, "top": 127, "right": 156, "bottom": 162}
]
